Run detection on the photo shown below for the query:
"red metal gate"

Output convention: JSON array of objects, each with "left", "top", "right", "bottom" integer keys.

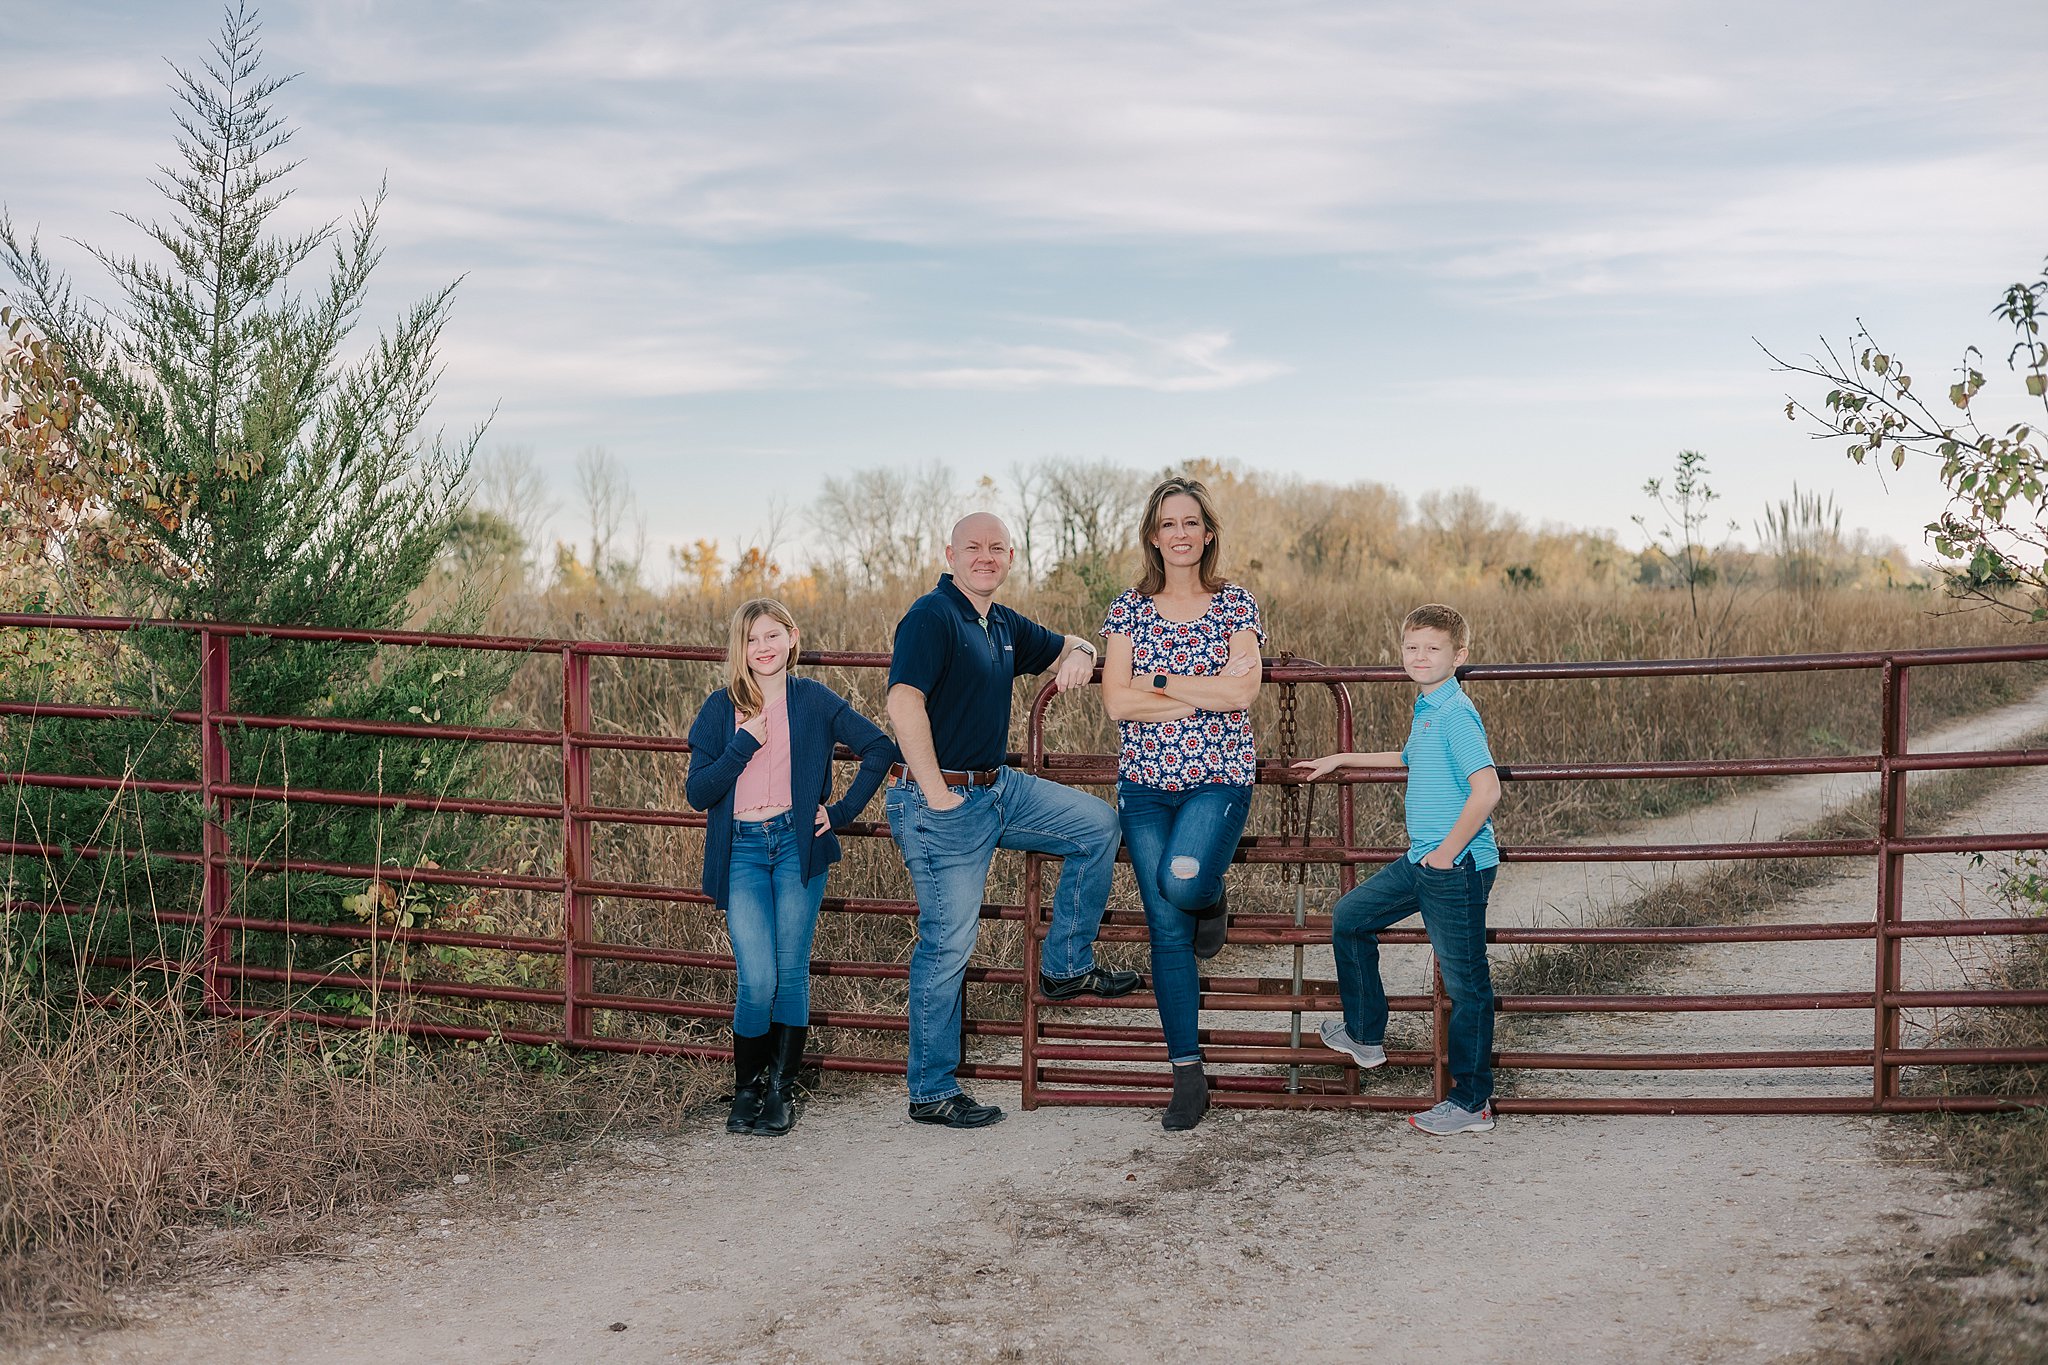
[{"left": 3, "top": 611, "right": 2045, "bottom": 1114}]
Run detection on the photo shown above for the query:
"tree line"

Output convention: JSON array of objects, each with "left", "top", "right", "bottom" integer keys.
[{"left": 456, "top": 445, "right": 1923, "bottom": 608}]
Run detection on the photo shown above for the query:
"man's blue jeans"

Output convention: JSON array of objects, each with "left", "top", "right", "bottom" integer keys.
[
  {"left": 1117, "top": 780, "right": 1252, "bottom": 1065},
  {"left": 886, "top": 767, "right": 1119, "bottom": 1103},
  {"left": 725, "top": 812, "right": 828, "bottom": 1036},
  {"left": 1330, "top": 854, "right": 1498, "bottom": 1110}
]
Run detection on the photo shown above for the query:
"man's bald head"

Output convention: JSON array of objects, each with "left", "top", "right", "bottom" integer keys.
[{"left": 950, "top": 512, "right": 1012, "bottom": 551}]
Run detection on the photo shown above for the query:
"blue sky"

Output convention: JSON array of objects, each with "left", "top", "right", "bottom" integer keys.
[{"left": 6, "top": 0, "right": 2047, "bottom": 573}]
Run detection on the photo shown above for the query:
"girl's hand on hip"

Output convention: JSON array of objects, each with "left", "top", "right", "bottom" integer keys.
[{"left": 815, "top": 806, "right": 831, "bottom": 835}]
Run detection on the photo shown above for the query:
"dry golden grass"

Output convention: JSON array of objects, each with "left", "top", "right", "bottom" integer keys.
[{"left": 0, "top": 980, "right": 716, "bottom": 1338}]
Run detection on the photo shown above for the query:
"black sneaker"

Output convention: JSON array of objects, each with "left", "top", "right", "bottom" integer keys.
[
  {"left": 908, "top": 1093, "right": 1006, "bottom": 1128},
  {"left": 1039, "top": 965, "right": 1143, "bottom": 1000},
  {"left": 1192, "top": 884, "right": 1229, "bottom": 961}
]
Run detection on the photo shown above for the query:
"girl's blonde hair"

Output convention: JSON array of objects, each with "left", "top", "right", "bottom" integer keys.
[
  {"left": 726, "top": 598, "right": 801, "bottom": 717},
  {"left": 1135, "top": 474, "right": 1226, "bottom": 596}
]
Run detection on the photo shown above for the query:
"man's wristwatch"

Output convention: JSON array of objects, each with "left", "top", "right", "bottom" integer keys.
[
  {"left": 1152, "top": 673, "right": 1169, "bottom": 690},
  {"left": 1071, "top": 639, "right": 1096, "bottom": 658}
]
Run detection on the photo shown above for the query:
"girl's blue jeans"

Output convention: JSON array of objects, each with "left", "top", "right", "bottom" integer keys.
[
  {"left": 725, "top": 811, "right": 827, "bottom": 1036},
  {"left": 1117, "top": 780, "right": 1252, "bottom": 1064}
]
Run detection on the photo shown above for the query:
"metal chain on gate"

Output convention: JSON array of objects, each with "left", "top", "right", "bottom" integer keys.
[
  {"left": 1272, "top": 651, "right": 1316, "bottom": 1091},
  {"left": 1274, "top": 651, "right": 1305, "bottom": 883}
]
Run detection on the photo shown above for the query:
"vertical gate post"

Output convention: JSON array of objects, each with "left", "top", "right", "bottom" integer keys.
[
  {"left": 1020, "top": 685, "right": 1053, "bottom": 1111},
  {"left": 561, "top": 647, "right": 593, "bottom": 1043},
  {"left": 1873, "top": 659, "right": 1910, "bottom": 1108},
  {"left": 1430, "top": 962, "right": 1451, "bottom": 1101},
  {"left": 1021, "top": 856, "right": 1043, "bottom": 1109},
  {"left": 1331, "top": 682, "right": 1357, "bottom": 897},
  {"left": 1275, "top": 660, "right": 1305, "bottom": 1092},
  {"left": 1331, "top": 681, "right": 1359, "bottom": 1093},
  {"left": 198, "top": 628, "right": 232, "bottom": 1014}
]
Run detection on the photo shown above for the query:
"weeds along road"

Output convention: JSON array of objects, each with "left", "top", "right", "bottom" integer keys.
[{"left": 29, "top": 687, "right": 2048, "bottom": 1365}]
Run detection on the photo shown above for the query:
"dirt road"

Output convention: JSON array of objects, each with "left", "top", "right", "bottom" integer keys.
[{"left": 32, "top": 692, "right": 2047, "bottom": 1365}]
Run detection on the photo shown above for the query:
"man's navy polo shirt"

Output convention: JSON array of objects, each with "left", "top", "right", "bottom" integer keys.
[{"left": 889, "top": 574, "right": 1064, "bottom": 771}]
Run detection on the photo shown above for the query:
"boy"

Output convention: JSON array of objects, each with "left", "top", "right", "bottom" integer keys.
[{"left": 1292, "top": 603, "right": 1503, "bottom": 1134}]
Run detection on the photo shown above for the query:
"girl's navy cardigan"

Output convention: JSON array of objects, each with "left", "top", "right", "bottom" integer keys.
[{"left": 684, "top": 676, "right": 899, "bottom": 911}]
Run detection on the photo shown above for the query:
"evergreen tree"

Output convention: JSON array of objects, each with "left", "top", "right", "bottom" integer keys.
[{"left": 1, "top": 4, "right": 513, "bottom": 998}]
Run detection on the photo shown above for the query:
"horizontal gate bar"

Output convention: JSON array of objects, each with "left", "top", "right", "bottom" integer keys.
[
  {"left": 12, "top": 610, "right": 2045, "bottom": 669},
  {"left": 200, "top": 1002, "right": 1021, "bottom": 1080}
]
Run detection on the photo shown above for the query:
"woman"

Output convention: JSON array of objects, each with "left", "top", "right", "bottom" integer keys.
[
  {"left": 1099, "top": 475, "right": 1264, "bottom": 1132},
  {"left": 686, "top": 598, "right": 897, "bottom": 1136}
]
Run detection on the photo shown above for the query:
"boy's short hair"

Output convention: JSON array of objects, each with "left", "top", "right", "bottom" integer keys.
[{"left": 1401, "top": 603, "right": 1470, "bottom": 651}]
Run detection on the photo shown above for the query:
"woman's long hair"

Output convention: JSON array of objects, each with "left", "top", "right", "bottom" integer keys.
[
  {"left": 726, "top": 597, "right": 801, "bottom": 718},
  {"left": 1134, "top": 475, "right": 1226, "bottom": 596}
]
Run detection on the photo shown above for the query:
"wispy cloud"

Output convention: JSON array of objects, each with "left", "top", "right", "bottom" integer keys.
[
  {"left": 1436, "top": 152, "right": 2048, "bottom": 302},
  {"left": 1389, "top": 370, "right": 1767, "bottom": 406},
  {"left": 438, "top": 335, "right": 789, "bottom": 401},
  {"left": 0, "top": 59, "right": 159, "bottom": 114},
  {"left": 891, "top": 320, "right": 1286, "bottom": 392}
]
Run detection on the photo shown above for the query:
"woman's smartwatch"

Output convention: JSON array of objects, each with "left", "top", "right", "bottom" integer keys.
[{"left": 1152, "top": 673, "right": 1169, "bottom": 690}]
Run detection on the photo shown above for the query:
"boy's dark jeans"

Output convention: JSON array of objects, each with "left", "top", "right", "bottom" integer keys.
[{"left": 1331, "top": 854, "right": 1497, "bottom": 1110}]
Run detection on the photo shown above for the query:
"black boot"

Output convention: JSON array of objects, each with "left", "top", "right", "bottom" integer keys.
[
  {"left": 727, "top": 1028, "right": 775, "bottom": 1134},
  {"left": 1162, "top": 1061, "right": 1209, "bottom": 1132},
  {"left": 754, "top": 1024, "right": 808, "bottom": 1136},
  {"left": 1192, "top": 884, "right": 1229, "bottom": 961}
]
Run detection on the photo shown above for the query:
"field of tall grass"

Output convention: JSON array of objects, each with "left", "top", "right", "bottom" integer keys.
[{"left": 388, "top": 577, "right": 2045, "bottom": 1057}]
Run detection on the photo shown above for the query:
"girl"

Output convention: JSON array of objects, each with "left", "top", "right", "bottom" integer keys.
[
  {"left": 686, "top": 598, "right": 897, "bottom": 1136},
  {"left": 1099, "top": 476, "right": 1264, "bottom": 1132}
]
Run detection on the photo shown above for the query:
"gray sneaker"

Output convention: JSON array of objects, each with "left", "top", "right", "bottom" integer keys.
[
  {"left": 1407, "top": 1099, "right": 1495, "bottom": 1135},
  {"left": 1317, "top": 1019, "right": 1386, "bottom": 1069}
]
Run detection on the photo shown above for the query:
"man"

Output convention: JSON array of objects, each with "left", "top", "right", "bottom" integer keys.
[{"left": 885, "top": 512, "right": 1140, "bottom": 1129}]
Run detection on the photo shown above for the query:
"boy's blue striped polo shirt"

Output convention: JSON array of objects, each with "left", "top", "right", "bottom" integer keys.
[{"left": 1399, "top": 677, "right": 1499, "bottom": 869}]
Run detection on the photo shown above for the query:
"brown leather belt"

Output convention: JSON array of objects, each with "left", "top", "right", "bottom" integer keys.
[{"left": 888, "top": 762, "right": 1000, "bottom": 788}]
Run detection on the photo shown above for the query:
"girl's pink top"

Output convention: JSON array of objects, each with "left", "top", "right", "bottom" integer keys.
[{"left": 733, "top": 693, "right": 793, "bottom": 817}]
